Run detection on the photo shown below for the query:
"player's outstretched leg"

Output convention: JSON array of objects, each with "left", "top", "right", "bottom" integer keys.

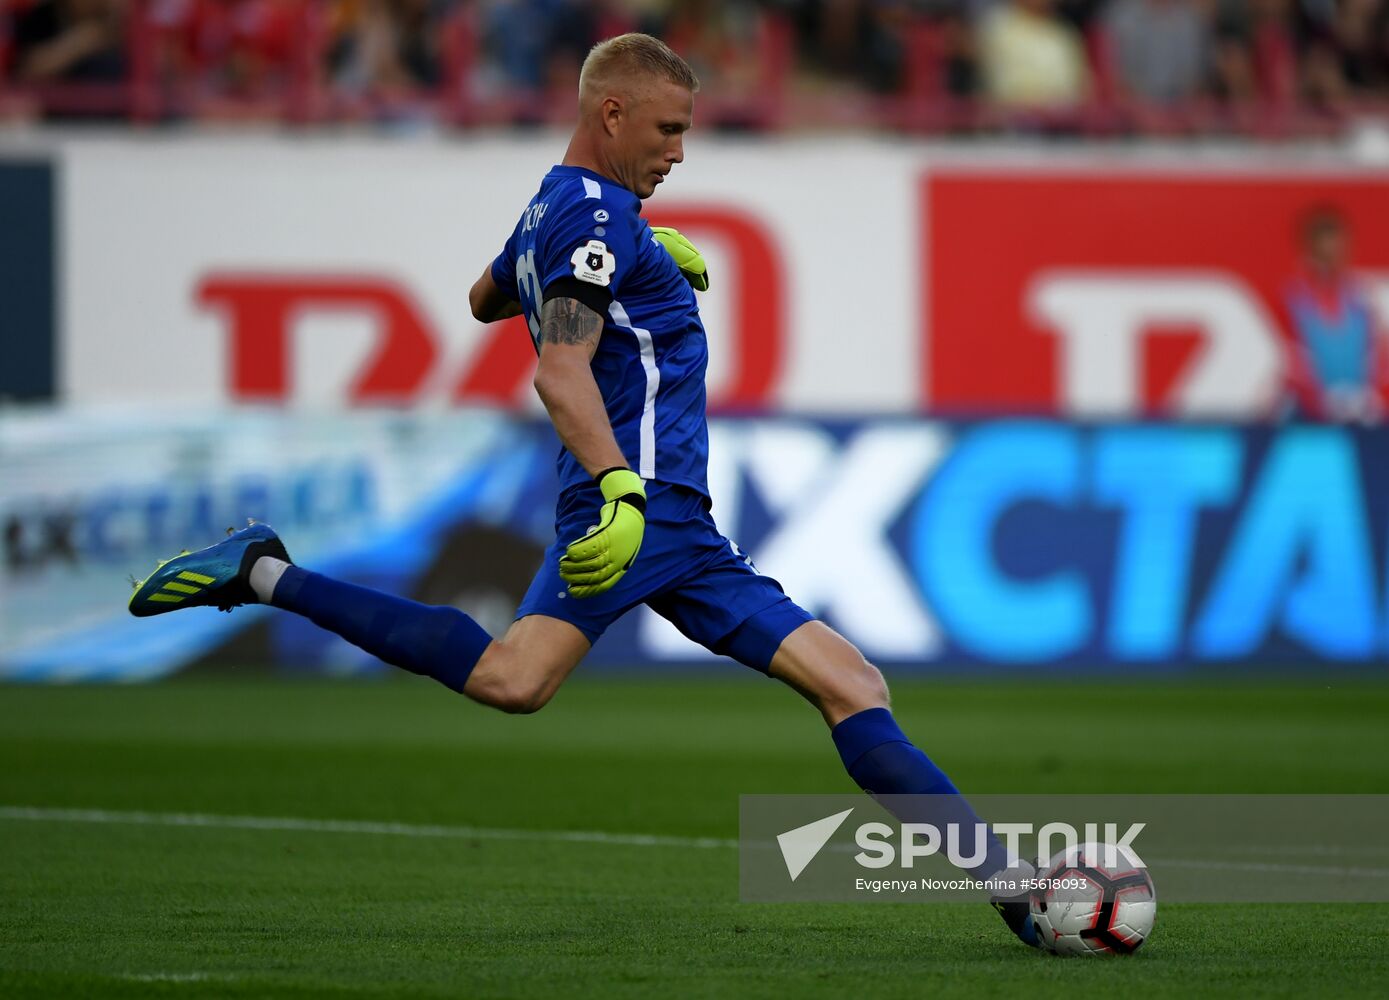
[
  {"left": 129, "top": 523, "right": 490, "bottom": 698},
  {"left": 767, "top": 620, "right": 1039, "bottom": 948}
]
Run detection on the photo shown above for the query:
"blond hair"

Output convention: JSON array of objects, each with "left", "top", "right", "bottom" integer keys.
[{"left": 579, "top": 33, "right": 700, "bottom": 101}]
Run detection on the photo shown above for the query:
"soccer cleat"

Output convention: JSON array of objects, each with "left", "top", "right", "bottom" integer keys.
[
  {"left": 992, "top": 897, "right": 1041, "bottom": 949},
  {"left": 128, "top": 522, "right": 291, "bottom": 617}
]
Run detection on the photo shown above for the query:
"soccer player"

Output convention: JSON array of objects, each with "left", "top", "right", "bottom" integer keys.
[{"left": 129, "top": 33, "right": 1036, "bottom": 946}]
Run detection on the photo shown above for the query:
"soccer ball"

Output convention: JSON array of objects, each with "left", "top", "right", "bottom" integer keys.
[{"left": 1029, "top": 842, "right": 1156, "bottom": 956}]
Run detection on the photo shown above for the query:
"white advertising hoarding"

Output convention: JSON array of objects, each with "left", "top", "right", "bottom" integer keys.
[
  {"left": 59, "top": 135, "right": 919, "bottom": 413},
  {"left": 26, "top": 134, "right": 1389, "bottom": 418}
]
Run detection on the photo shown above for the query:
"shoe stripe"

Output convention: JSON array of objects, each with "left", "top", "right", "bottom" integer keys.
[
  {"left": 177, "top": 571, "right": 217, "bottom": 585},
  {"left": 147, "top": 594, "right": 186, "bottom": 604},
  {"left": 162, "top": 582, "right": 201, "bottom": 595}
]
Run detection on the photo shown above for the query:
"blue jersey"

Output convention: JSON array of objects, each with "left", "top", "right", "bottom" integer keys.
[
  {"left": 1287, "top": 279, "right": 1376, "bottom": 392},
  {"left": 491, "top": 165, "right": 710, "bottom": 498}
]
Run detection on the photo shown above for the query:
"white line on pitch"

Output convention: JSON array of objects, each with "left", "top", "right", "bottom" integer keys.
[
  {"left": 4, "top": 806, "right": 1388, "bottom": 880},
  {"left": 0, "top": 805, "right": 739, "bottom": 850}
]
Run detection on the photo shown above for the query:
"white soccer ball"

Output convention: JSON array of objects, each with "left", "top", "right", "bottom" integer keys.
[{"left": 1029, "top": 841, "right": 1156, "bottom": 956}]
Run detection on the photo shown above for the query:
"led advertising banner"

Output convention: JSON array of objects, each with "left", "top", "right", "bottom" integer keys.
[{"left": 4, "top": 412, "right": 1387, "bottom": 679}]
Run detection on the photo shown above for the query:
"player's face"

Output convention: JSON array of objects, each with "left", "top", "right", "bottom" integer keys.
[
  {"left": 1309, "top": 226, "right": 1347, "bottom": 272},
  {"left": 618, "top": 80, "right": 692, "bottom": 200}
]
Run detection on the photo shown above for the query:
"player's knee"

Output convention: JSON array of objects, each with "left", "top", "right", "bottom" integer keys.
[
  {"left": 481, "top": 674, "right": 553, "bottom": 715},
  {"left": 841, "top": 657, "right": 889, "bottom": 713},
  {"left": 803, "top": 650, "right": 888, "bottom": 717},
  {"left": 482, "top": 684, "right": 548, "bottom": 715},
  {"left": 861, "top": 660, "right": 890, "bottom": 708},
  {"left": 774, "top": 623, "right": 890, "bottom": 718},
  {"left": 493, "top": 685, "right": 549, "bottom": 714},
  {"left": 465, "top": 657, "right": 553, "bottom": 715}
]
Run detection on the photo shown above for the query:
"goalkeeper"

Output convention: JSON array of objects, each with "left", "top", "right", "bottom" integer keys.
[{"left": 129, "top": 33, "right": 1037, "bottom": 947}]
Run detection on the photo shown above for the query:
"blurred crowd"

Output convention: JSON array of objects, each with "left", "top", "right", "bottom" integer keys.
[{"left": 3, "top": 1, "right": 1389, "bottom": 128}]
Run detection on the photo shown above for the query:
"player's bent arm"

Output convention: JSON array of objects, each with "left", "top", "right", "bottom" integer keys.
[
  {"left": 532, "top": 296, "right": 629, "bottom": 476},
  {"left": 535, "top": 296, "right": 646, "bottom": 599},
  {"left": 469, "top": 267, "right": 522, "bottom": 323}
]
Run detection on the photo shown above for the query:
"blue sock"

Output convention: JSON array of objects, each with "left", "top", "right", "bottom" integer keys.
[
  {"left": 270, "top": 566, "right": 490, "bottom": 695},
  {"left": 832, "top": 707, "right": 1013, "bottom": 880}
]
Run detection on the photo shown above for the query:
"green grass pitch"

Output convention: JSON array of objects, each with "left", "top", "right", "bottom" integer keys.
[{"left": 2, "top": 673, "right": 1388, "bottom": 998}]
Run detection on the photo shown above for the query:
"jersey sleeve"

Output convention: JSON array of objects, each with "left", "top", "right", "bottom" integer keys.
[
  {"left": 490, "top": 227, "right": 519, "bottom": 300},
  {"left": 534, "top": 190, "right": 638, "bottom": 317}
]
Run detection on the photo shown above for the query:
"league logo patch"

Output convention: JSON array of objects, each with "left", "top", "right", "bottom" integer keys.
[{"left": 570, "top": 239, "right": 616, "bottom": 287}]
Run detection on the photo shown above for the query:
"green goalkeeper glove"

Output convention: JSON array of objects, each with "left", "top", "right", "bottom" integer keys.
[
  {"left": 559, "top": 468, "right": 647, "bottom": 598},
  {"left": 652, "top": 226, "right": 709, "bottom": 292}
]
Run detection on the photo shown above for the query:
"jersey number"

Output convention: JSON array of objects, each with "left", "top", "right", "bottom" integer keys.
[{"left": 516, "top": 249, "right": 543, "bottom": 346}]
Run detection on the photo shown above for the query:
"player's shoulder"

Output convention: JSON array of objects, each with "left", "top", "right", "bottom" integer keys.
[{"left": 540, "top": 167, "right": 640, "bottom": 227}]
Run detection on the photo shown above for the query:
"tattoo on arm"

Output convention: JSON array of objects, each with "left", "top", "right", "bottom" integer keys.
[{"left": 540, "top": 297, "right": 603, "bottom": 351}]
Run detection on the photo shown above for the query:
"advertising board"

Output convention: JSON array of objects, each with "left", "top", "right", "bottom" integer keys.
[{"left": 6, "top": 411, "right": 1386, "bottom": 679}]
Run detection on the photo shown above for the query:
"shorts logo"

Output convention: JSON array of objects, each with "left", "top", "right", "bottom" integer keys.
[
  {"left": 571, "top": 239, "right": 616, "bottom": 287},
  {"left": 593, "top": 209, "right": 610, "bottom": 223}
]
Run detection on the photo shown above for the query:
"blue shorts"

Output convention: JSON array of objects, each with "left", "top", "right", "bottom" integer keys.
[{"left": 516, "top": 481, "right": 813, "bottom": 672}]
